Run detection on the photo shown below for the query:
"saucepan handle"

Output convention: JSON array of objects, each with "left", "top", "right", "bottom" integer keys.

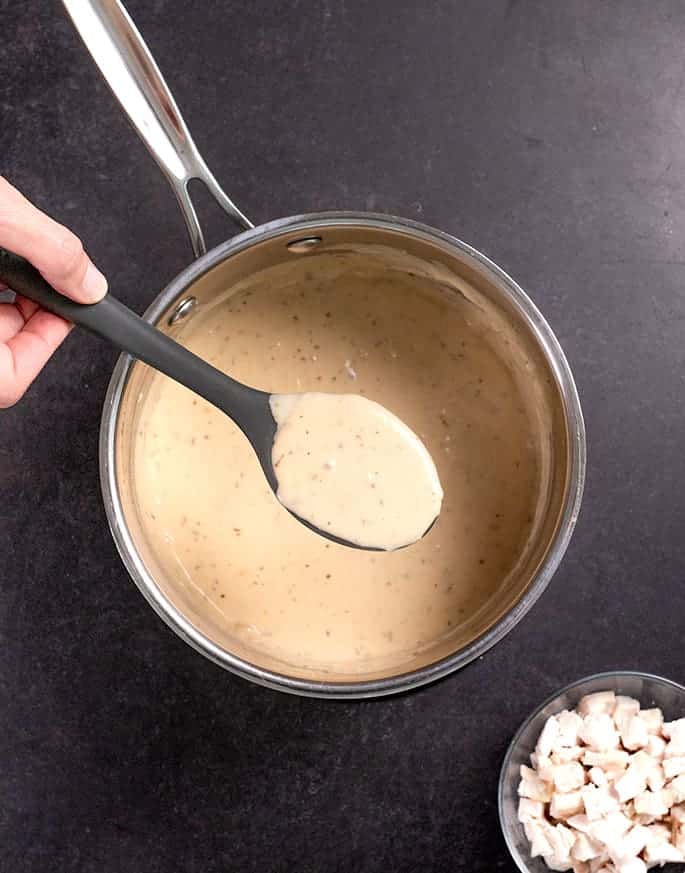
[{"left": 61, "top": 0, "right": 253, "bottom": 258}]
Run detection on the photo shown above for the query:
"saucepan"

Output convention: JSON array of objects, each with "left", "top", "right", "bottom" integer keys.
[{"left": 64, "top": 0, "right": 585, "bottom": 697}]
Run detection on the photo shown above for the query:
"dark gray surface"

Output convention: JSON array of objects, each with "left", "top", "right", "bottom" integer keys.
[{"left": 2, "top": 1, "right": 684, "bottom": 870}]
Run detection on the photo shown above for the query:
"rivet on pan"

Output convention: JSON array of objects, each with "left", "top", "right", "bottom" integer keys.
[
  {"left": 168, "top": 296, "right": 198, "bottom": 326},
  {"left": 287, "top": 236, "right": 322, "bottom": 254}
]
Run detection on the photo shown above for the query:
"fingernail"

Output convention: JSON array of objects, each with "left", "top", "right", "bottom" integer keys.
[{"left": 81, "top": 262, "right": 108, "bottom": 302}]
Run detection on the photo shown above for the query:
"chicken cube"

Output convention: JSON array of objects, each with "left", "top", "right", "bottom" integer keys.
[
  {"left": 525, "top": 820, "right": 555, "bottom": 858},
  {"left": 582, "top": 784, "right": 620, "bottom": 820},
  {"left": 581, "top": 714, "right": 620, "bottom": 752},
  {"left": 520, "top": 764, "right": 554, "bottom": 802},
  {"left": 558, "top": 710, "right": 584, "bottom": 748},
  {"left": 662, "top": 718, "right": 685, "bottom": 742},
  {"left": 582, "top": 750, "right": 629, "bottom": 774},
  {"left": 662, "top": 756, "right": 685, "bottom": 780},
  {"left": 633, "top": 789, "right": 674, "bottom": 819},
  {"left": 638, "top": 709, "right": 663, "bottom": 736},
  {"left": 572, "top": 832, "right": 604, "bottom": 862},
  {"left": 572, "top": 862, "right": 590, "bottom": 873},
  {"left": 643, "top": 822, "right": 671, "bottom": 847},
  {"left": 553, "top": 746, "right": 585, "bottom": 764},
  {"left": 568, "top": 814, "right": 593, "bottom": 834},
  {"left": 668, "top": 774, "right": 685, "bottom": 804},
  {"left": 621, "top": 716, "right": 649, "bottom": 752},
  {"left": 645, "top": 735, "right": 666, "bottom": 761},
  {"left": 518, "top": 797, "right": 545, "bottom": 822},
  {"left": 614, "top": 767, "right": 647, "bottom": 804},
  {"left": 645, "top": 764, "right": 665, "bottom": 792},
  {"left": 589, "top": 811, "right": 632, "bottom": 847},
  {"left": 613, "top": 697, "right": 641, "bottom": 733},
  {"left": 579, "top": 691, "right": 617, "bottom": 717},
  {"left": 532, "top": 753, "right": 557, "bottom": 783},
  {"left": 643, "top": 840, "right": 685, "bottom": 866},
  {"left": 537, "top": 715, "right": 562, "bottom": 757},
  {"left": 663, "top": 720, "right": 685, "bottom": 757},
  {"left": 543, "top": 823, "right": 577, "bottom": 871},
  {"left": 551, "top": 790, "right": 585, "bottom": 820},
  {"left": 590, "top": 767, "right": 608, "bottom": 788},
  {"left": 627, "top": 751, "right": 654, "bottom": 777},
  {"left": 608, "top": 824, "right": 650, "bottom": 861},
  {"left": 554, "top": 762, "right": 586, "bottom": 793}
]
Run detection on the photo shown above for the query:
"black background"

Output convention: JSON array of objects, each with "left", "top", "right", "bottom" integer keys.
[{"left": 2, "top": 1, "right": 685, "bottom": 871}]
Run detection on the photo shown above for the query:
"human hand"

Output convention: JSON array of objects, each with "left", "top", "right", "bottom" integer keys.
[{"left": 0, "top": 176, "right": 108, "bottom": 408}]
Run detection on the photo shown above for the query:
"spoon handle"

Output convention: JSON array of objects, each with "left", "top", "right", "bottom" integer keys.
[{"left": 0, "top": 248, "right": 265, "bottom": 426}]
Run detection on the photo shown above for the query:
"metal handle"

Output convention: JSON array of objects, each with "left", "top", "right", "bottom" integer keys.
[{"left": 61, "top": 0, "right": 253, "bottom": 257}]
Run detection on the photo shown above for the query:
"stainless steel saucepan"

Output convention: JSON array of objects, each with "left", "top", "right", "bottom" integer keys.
[{"left": 63, "top": 0, "right": 585, "bottom": 698}]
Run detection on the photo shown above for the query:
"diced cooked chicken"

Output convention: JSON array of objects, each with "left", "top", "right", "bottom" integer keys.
[
  {"left": 537, "top": 716, "right": 562, "bottom": 757},
  {"left": 519, "top": 695, "right": 685, "bottom": 872},
  {"left": 590, "top": 767, "right": 608, "bottom": 787},
  {"left": 557, "top": 711, "right": 585, "bottom": 748},
  {"left": 525, "top": 819, "right": 555, "bottom": 857},
  {"left": 627, "top": 751, "right": 654, "bottom": 777},
  {"left": 643, "top": 840, "right": 684, "bottom": 866},
  {"left": 614, "top": 767, "right": 647, "bottom": 804},
  {"left": 633, "top": 789, "right": 674, "bottom": 819},
  {"left": 582, "top": 750, "right": 630, "bottom": 776},
  {"left": 572, "top": 832, "right": 604, "bottom": 861},
  {"left": 549, "top": 823, "right": 579, "bottom": 865},
  {"left": 668, "top": 774, "right": 685, "bottom": 804},
  {"left": 579, "top": 692, "right": 617, "bottom": 717},
  {"left": 662, "top": 718, "right": 685, "bottom": 742},
  {"left": 607, "top": 824, "right": 650, "bottom": 862},
  {"left": 551, "top": 791, "right": 585, "bottom": 820},
  {"left": 645, "top": 735, "right": 666, "bottom": 762},
  {"left": 642, "top": 822, "right": 670, "bottom": 848},
  {"left": 645, "top": 764, "right": 665, "bottom": 792},
  {"left": 621, "top": 717, "right": 649, "bottom": 752},
  {"left": 581, "top": 715, "right": 620, "bottom": 752},
  {"left": 532, "top": 754, "right": 557, "bottom": 782},
  {"left": 519, "top": 797, "right": 546, "bottom": 822},
  {"left": 613, "top": 697, "right": 641, "bottom": 734},
  {"left": 582, "top": 784, "right": 620, "bottom": 820},
  {"left": 554, "top": 762, "right": 587, "bottom": 793},
  {"left": 588, "top": 811, "right": 632, "bottom": 847},
  {"left": 662, "top": 756, "right": 685, "bottom": 780},
  {"left": 553, "top": 746, "right": 585, "bottom": 764},
  {"left": 520, "top": 764, "right": 554, "bottom": 802},
  {"left": 638, "top": 709, "right": 663, "bottom": 736}
]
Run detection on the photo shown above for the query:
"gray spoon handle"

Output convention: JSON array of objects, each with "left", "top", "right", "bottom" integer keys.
[{"left": 0, "top": 248, "right": 271, "bottom": 445}]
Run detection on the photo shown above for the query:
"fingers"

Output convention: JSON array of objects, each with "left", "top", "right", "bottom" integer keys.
[
  {"left": 0, "top": 176, "right": 108, "bottom": 304},
  {"left": 0, "top": 304, "right": 71, "bottom": 408}
]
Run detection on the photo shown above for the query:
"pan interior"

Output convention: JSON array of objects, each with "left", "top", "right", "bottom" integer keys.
[{"left": 112, "top": 224, "right": 569, "bottom": 683}]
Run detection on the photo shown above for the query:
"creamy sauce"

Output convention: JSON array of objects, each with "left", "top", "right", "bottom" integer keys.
[
  {"left": 132, "top": 251, "right": 545, "bottom": 676},
  {"left": 269, "top": 392, "right": 443, "bottom": 550}
]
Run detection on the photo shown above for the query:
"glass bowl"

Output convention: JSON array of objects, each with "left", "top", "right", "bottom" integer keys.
[{"left": 498, "top": 671, "right": 685, "bottom": 873}]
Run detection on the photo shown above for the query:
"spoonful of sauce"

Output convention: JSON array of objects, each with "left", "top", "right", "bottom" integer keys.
[{"left": 0, "top": 248, "right": 443, "bottom": 550}]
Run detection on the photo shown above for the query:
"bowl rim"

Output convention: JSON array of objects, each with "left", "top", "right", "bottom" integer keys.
[
  {"left": 497, "top": 669, "right": 685, "bottom": 873},
  {"left": 99, "top": 210, "right": 587, "bottom": 698}
]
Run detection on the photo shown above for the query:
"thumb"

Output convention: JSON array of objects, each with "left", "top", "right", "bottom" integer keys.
[{"left": 0, "top": 176, "right": 108, "bottom": 304}]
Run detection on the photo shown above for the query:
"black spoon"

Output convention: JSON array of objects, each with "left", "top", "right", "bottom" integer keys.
[{"left": 0, "top": 247, "right": 377, "bottom": 550}]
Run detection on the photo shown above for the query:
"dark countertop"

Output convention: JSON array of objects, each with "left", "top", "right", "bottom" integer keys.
[{"left": 3, "top": 1, "right": 685, "bottom": 870}]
